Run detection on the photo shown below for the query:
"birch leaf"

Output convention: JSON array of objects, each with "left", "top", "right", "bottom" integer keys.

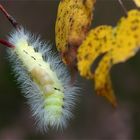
[
  {"left": 55, "top": 0, "right": 96, "bottom": 66},
  {"left": 77, "top": 9, "right": 140, "bottom": 106},
  {"left": 77, "top": 25, "right": 113, "bottom": 78}
]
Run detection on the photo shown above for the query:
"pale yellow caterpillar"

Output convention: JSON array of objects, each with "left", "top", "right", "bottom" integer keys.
[{"left": 6, "top": 28, "right": 79, "bottom": 132}]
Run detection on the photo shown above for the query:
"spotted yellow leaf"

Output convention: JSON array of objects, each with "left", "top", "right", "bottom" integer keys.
[
  {"left": 77, "top": 9, "right": 140, "bottom": 106},
  {"left": 55, "top": 0, "right": 96, "bottom": 66},
  {"left": 94, "top": 55, "right": 117, "bottom": 107},
  {"left": 77, "top": 25, "right": 113, "bottom": 78}
]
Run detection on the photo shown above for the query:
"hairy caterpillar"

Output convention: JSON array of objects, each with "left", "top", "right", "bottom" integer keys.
[{"left": 4, "top": 27, "right": 79, "bottom": 131}]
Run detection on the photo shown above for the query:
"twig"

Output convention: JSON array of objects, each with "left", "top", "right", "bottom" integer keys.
[
  {"left": 0, "top": 4, "right": 20, "bottom": 29},
  {"left": 0, "top": 39, "right": 15, "bottom": 48},
  {"left": 117, "top": 0, "right": 128, "bottom": 16}
]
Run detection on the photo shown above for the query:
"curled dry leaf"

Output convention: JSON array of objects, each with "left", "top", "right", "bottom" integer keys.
[
  {"left": 55, "top": 0, "right": 96, "bottom": 67},
  {"left": 77, "top": 9, "right": 140, "bottom": 106}
]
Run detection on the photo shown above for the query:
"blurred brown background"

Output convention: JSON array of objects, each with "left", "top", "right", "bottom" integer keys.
[{"left": 0, "top": 0, "right": 140, "bottom": 140}]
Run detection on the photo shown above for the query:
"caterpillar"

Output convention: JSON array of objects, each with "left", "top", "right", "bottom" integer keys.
[{"left": 6, "top": 28, "right": 79, "bottom": 132}]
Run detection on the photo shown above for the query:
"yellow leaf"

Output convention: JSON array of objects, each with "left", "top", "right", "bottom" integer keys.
[
  {"left": 94, "top": 55, "right": 117, "bottom": 107},
  {"left": 77, "top": 25, "right": 113, "bottom": 78},
  {"left": 133, "top": 0, "right": 140, "bottom": 7},
  {"left": 112, "top": 9, "right": 140, "bottom": 63},
  {"left": 55, "top": 0, "right": 96, "bottom": 65},
  {"left": 77, "top": 9, "right": 140, "bottom": 106}
]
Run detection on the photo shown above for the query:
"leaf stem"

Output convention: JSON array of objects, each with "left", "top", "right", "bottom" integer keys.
[{"left": 117, "top": 0, "right": 128, "bottom": 17}]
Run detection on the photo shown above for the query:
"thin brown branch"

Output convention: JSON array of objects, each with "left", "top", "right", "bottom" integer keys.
[
  {"left": 0, "top": 39, "right": 15, "bottom": 48},
  {"left": 0, "top": 4, "right": 20, "bottom": 29}
]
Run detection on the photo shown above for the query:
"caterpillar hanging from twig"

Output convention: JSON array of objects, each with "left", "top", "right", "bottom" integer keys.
[{"left": 0, "top": 4, "right": 79, "bottom": 132}]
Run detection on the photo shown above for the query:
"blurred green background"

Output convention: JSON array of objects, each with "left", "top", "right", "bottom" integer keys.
[{"left": 0, "top": 0, "right": 140, "bottom": 139}]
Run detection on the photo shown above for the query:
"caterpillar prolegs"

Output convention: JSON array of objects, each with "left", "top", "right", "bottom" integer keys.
[{"left": 5, "top": 28, "right": 79, "bottom": 131}]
